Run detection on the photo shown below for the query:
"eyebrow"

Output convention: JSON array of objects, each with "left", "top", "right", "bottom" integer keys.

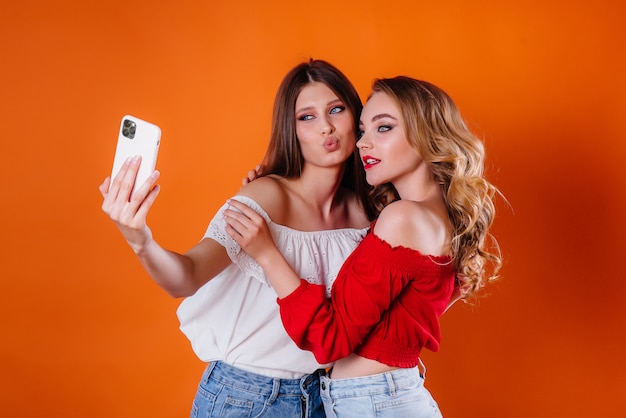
[{"left": 359, "top": 113, "right": 398, "bottom": 125}]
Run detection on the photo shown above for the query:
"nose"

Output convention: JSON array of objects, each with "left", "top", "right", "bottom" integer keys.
[
  {"left": 321, "top": 116, "right": 335, "bottom": 135},
  {"left": 356, "top": 132, "right": 371, "bottom": 150}
]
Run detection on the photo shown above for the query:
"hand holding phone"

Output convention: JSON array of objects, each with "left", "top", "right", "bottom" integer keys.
[{"left": 110, "top": 115, "right": 161, "bottom": 196}]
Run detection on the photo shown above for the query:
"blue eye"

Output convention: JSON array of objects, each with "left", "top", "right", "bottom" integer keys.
[
  {"left": 298, "top": 114, "right": 314, "bottom": 121},
  {"left": 378, "top": 125, "right": 391, "bottom": 133},
  {"left": 357, "top": 130, "right": 364, "bottom": 139},
  {"left": 330, "top": 106, "right": 345, "bottom": 115}
]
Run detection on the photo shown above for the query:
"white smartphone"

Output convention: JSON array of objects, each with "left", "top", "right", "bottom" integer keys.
[{"left": 110, "top": 115, "right": 161, "bottom": 195}]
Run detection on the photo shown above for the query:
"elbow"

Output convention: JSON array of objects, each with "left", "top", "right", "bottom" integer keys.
[
  {"left": 313, "top": 350, "right": 340, "bottom": 364},
  {"left": 314, "top": 353, "right": 334, "bottom": 364},
  {"left": 291, "top": 338, "right": 338, "bottom": 364},
  {"left": 166, "top": 289, "right": 186, "bottom": 299},
  {"left": 162, "top": 284, "right": 197, "bottom": 299}
]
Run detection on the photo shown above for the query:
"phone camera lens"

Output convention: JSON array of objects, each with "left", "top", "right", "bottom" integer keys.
[{"left": 122, "top": 120, "right": 137, "bottom": 138}]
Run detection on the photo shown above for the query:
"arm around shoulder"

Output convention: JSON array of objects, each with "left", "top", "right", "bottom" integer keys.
[{"left": 224, "top": 178, "right": 303, "bottom": 298}]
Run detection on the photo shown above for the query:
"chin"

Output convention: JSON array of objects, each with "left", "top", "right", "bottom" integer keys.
[{"left": 365, "top": 175, "right": 382, "bottom": 187}]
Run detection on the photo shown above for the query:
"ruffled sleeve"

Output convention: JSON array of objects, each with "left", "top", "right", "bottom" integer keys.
[{"left": 205, "top": 195, "right": 271, "bottom": 286}]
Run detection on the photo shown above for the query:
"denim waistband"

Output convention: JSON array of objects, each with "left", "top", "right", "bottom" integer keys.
[
  {"left": 320, "top": 365, "right": 424, "bottom": 397},
  {"left": 204, "top": 361, "right": 323, "bottom": 396}
]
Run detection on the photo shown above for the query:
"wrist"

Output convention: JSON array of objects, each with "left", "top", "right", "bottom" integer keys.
[
  {"left": 131, "top": 229, "right": 154, "bottom": 256},
  {"left": 255, "top": 250, "right": 281, "bottom": 270}
]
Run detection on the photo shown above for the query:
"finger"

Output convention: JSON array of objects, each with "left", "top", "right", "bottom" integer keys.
[
  {"left": 134, "top": 183, "right": 161, "bottom": 221},
  {"left": 100, "top": 177, "right": 115, "bottom": 215},
  {"left": 99, "top": 177, "right": 111, "bottom": 198},
  {"left": 105, "top": 157, "right": 141, "bottom": 220},
  {"left": 108, "top": 157, "right": 134, "bottom": 200},
  {"left": 223, "top": 209, "right": 253, "bottom": 232},
  {"left": 117, "top": 155, "right": 141, "bottom": 203},
  {"left": 131, "top": 170, "right": 160, "bottom": 205},
  {"left": 242, "top": 167, "right": 258, "bottom": 187},
  {"left": 226, "top": 199, "right": 260, "bottom": 221},
  {"left": 105, "top": 161, "right": 130, "bottom": 208},
  {"left": 225, "top": 224, "right": 247, "bottom": 246},
  {"left": 225, "top": 221, "right": 244, "bottom": 240},
  {"left": 122, "top": 169, "right": 159, "bottom": 220},
  {"left": 224, "top": 207, "right": 251, "bottom": 222}
]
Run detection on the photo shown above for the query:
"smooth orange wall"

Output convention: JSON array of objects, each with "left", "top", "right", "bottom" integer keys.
[{"left": 2, "top": 1, "right": 625, "bottom": 417}]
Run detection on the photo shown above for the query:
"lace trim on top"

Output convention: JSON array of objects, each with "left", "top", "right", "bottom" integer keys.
[
  {"left": 206, "top": 196, "right": 269, "bottom": 284},
  {"left": 206, "top": 195, "right": 368, "bottom": 294}
]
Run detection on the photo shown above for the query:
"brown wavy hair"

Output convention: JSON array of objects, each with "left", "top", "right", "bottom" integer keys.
[
  {"left": 369, "top": 77, "right": 502, "bottom": 298},
  {"left": 260, "top": 59, "right": 376, "bottom": 221}
]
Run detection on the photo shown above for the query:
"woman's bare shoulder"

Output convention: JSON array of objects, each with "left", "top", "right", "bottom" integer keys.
[
  {"left": 236, "top": 175, "right": 290, "bottom": 222},
  {"left": 374, "top": 200, "right": 449, "bottom": 255},
  {"left": 374, "top": 200, "right": 423, "bottom": 237}
]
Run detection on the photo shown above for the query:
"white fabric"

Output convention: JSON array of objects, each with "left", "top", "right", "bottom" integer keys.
[{"left": 177, "top": 195, "right": 368, "bottom": 379}]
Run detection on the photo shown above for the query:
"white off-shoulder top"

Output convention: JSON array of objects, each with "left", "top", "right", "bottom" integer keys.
[{"left": 177, "top": 196, "right": 368, "bottom": 379}]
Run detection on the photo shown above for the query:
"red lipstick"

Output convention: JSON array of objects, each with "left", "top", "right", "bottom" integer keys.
[{"left": 361, "top": 155, "right": 380, "bottom": 170}]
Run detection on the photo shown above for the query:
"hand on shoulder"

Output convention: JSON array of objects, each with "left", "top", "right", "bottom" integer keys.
[{"left": 374, "top": 200, "right": 450, "bottom": 256}]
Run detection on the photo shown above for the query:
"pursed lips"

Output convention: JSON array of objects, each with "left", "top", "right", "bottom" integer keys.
[{"left": 324, "top": 137, "right": 340, "bottom": 151}]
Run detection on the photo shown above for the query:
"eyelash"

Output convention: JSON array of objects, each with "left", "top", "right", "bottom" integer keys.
[
  {"left": 297, "top": 106, "right": 345, "bottom": 121},
  {"left": 357, "top": 124, "right": 392, "bottom": 139}
]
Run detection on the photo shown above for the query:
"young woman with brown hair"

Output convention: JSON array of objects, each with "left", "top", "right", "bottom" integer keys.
[{"left": 100, "top": 59, "right": 375, "bottom": 417}]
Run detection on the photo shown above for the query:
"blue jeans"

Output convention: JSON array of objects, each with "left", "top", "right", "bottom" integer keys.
[
  {"left": 190, "top": 361, "right": 325, "bottom": 418},
  {"left": 319, "top": 365, "right": 442, "bottom": 418}
]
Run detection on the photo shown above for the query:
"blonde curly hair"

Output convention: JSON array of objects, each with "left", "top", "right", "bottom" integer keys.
[{"left": 368, "top": 77, "right": 502, "bottom": 298}]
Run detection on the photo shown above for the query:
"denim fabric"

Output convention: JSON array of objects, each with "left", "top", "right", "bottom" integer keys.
[
  {"left": 319, "top": 366, "right": 442, "bottom": 418},
  {"left": 190, "top": 361, "right": 325, "bottom": 418}
]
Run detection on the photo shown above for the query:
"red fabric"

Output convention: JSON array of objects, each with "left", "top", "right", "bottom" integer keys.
[{"left": 277, "top": 228, "right": 455, "bottom": 367}]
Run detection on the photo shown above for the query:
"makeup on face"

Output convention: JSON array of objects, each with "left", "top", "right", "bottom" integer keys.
[
  {"left": 295, "top": 82, "right": 356, "bottom": 165},
  {"left": 357, "top": 92, "right": 421, "bottom": 188}
]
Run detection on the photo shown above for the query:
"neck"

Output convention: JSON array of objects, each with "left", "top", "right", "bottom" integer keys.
[
  {"left": 296, "top": 164, "right": 346, "bottom": 214},
  {"left": 393, "top": 164, "right": 441, "bottom": 204}
]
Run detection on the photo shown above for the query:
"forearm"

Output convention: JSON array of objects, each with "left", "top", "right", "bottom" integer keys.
[
  {"left": 134, "top": 238, "right": 200, "bottom": 298},
  {"left": 100, "top": 162, "right": 224, "bottom": 298},
  {"left": 255, "top": 249, "right": 303, "bottom": 298},
  {"left": 278, "top": 281, "right": 356, "bottom": 363}
]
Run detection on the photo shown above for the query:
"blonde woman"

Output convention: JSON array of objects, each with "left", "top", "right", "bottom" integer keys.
[{"left": 224, "top": 76, "right": 502, "bottom": 417}]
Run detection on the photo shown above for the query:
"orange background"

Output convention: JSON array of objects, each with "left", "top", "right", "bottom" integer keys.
[{"left": 2, "top": 1, "right": 625, "bottom": 417}]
